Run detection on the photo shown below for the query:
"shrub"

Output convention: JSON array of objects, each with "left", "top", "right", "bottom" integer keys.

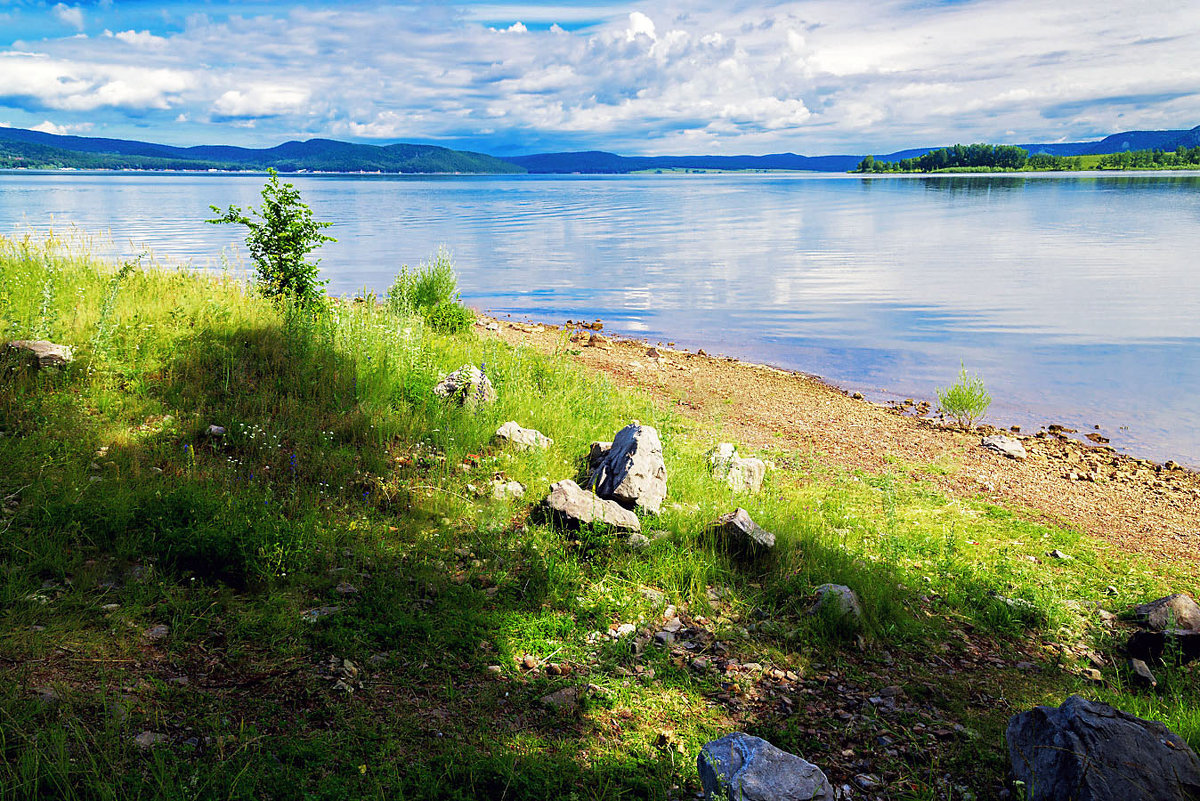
[
  {"left": 425, "top": 300, "right": 475, "bottom": 334},
  {"left": 387, "top": 247, "right": 474, "bottom": 332},
  {"left": 937, "top": 364, "right": 992, "bottom": 427},
  {"left": 208, "top": 169, "right": 336, "bottom": 306}
]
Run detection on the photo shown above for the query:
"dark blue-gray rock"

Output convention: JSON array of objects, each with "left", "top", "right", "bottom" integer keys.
[
  {"left": 1006, "top": 694, "right": 1200, "bottom": 801},
  {"left": 698, "top": 732, "right": 834, "bottom": 801},
  {"left": 434, "top": 364, "right": 496, "bottom": 405},
  {"left": 590, "top": 423, "right": 667, "bottom": 514},
  {"left": 5, "top": 340, "right": 73, "bottom": 369},
  {"left": 542, "top": 479, "right": 640, "bottom": 532},
  {"left": 708, "top": 443, "right": 767, "bottom": 494},
  {"left": 709, "top": 508, "right": 775, "bottom": 556},
  {"left": 981, "top": 434, "right": 1027, "bottom": 460},
  {"left": 1130, "top": 594, "right": 1200, "bottom": 631}
]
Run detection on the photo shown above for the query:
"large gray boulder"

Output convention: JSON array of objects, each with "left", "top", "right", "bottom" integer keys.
[
  {"left": 433, "top": 365, "right": 496, "bottom": 405},
  {"left": 709, "top": 508, "right": 775, "bottom": 556},
  {"left": 1006, "top": 695, "right": 1200, "bottom": 801},
  {"left": 1130, "top": 594, "right": 1200, "bottom": 631},
  {"left": 708, "top": 443, "right": 767, "bottom": 494},
  {"left": 542, "top": 480, "right": 640, "bottom": 532},
  {"left": 5, "top": 340, "right": 73, "bottom": 369},
  {"left": 494, "top": 421, "right": 552, "bottom": 451},
  {"left": 590, "top": 423, "right": 667, "bottom": 514},
  {"left": 698, "top": 733, "right": 834, "bottom": 801}
]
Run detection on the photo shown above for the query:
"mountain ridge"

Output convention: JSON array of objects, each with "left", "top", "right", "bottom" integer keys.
[{"left": 1, "top": 124, "right": 1198, "bottom": 174}]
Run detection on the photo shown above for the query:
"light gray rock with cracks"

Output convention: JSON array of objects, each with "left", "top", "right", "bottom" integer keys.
[
  {"left": 708, "top": 443, "right": 767, "bottom": 494},
  {"left": 433, "top": 364, "right": 496, "bottom": 405},
  {"left": 590, "top": 423, "right": 667, "bottom": 514},
  {"left": 542, "top": 479, "right": 640, "bottom": 532},
  {"left": 698, "top": 732, "right": 834, "bottom": 801},
  {"left": 1129, "top": 593, "right": 1200, "bottom": 631},
  {"left": 1006, "top": 694, "right": 1200, "bottom": 801}
]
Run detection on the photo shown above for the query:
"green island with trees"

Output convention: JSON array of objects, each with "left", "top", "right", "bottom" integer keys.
[{"left": 854, "top": 143, "right": 1200, "bottom": 173}]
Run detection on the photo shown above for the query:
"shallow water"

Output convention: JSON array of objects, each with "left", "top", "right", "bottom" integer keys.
[{"left": 2, "top": 170, "right": 1198, "bottom": 465}]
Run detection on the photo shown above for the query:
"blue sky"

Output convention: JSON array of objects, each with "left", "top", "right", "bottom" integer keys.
[{"left": 1, "top": 0, "right": 1197, "bottom": 155}]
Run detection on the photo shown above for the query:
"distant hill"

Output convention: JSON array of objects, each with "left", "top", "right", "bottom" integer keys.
[
  {"left": 507, "top": 125, "right": 1200, "bottom": 173},
  {"left": 0, "top": 127, "right": 524, "bottom": 174}
]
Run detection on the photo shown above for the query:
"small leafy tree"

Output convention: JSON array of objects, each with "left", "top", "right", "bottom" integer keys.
[
  {"left": 937, "top": 364, "right": 992, "bottom": 428},
  {"left": 208, "top": 169, "right": 335, "bottom": 305}
]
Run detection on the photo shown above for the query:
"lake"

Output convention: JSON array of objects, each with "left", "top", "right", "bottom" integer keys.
[{"left": 2, "top": 170, "right": 1198, "bottom": 466}]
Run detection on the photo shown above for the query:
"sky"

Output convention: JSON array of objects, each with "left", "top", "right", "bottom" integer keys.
[{"left": 0, "top": 0, "right": 1198, "bottom": 156}]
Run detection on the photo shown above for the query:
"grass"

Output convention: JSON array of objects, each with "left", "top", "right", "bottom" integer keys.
[{"left": 1, "top": 231, "right": 1198, "bottom": 799}]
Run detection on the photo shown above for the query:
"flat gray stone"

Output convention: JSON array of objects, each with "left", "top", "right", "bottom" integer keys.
[
  {"left": 981, "top": 434, "right": 1027, "bottom": 460},
  {"left": 698, "top": 732, "right": 834, "bottom": 801},
  {"left": 494, "top": 421, "right": 552, "bottom": 451},
  {"left": 542, "top": 479, "right": 640, "bottom": 532},
  {"left": 1007, "top": 695, "right": 1200, "bottom": 801},
  {"left": 590, "top": 423, "right": 667, "bottom": 514},
  {"left": 5, "top": 340, "right": 72, "bottom": 369}
]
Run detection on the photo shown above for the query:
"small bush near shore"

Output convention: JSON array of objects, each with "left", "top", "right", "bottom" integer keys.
[{"left": 937, "top": 363, "right": 992, "bottom": 427}]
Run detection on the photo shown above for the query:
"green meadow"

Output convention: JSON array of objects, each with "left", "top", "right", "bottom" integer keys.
[{"left": 1, "top": 232, "right": 1197, "bottom": 799}]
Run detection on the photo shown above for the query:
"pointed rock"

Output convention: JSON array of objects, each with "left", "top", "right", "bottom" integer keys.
[
  {"left": 709, "top": 508, "right": 775, "bottom": 556},
  {"left": 590, "top": 423, "right": 667, "bottom": 514}
]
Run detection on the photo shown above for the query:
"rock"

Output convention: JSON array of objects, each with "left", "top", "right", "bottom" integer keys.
[
  {"left": 433, "top": 364, "right": 496, "bottom": 405},
  {"left": 708, "top": 508, "right": 775, "bottom": 556},
  {"left": 335, "top": 581, "right": 358, "bottom": 596},
  {"left": 1129, "top": 658, "right": 1157, "bottom": 687},
  {"left": 1047, "top": 549, "right": 1071, "bottom": 560},
  {"left": 540, "top": 685, "right": 599, "bottom": 711},
  {"left": 627, "top": 533, "right": 650, "bottom": 549},
  {"left": 1129, "top": 594, "right": 1200, "bottom": 631},
  {"left": 206, "top": 425, "right": 226, "bottom": 437},
  {"left": 807, "top": 584, "right": 863, "bottom": 623},
  {"left": 4, "top": 340, "right": 73, "bottom": 369},
  {"left": 698, "top": 732, "right": 834, "bottom": 801},
  {"left": 981, "top": 434, "right": 1027, "bottom": 460},
  {"left": 134, "top": 731, "right": 169, "bottom": 749},
  {"left": 494, "top": 421, "right": 553, "bottom": 451},
  {"left": 490, "top": 479, "right": 526, "bottom": 500},
  {"left": 708, "top": 443, "right": 767, "bottom": 494},
  {"left": 145, "top": 624, "right": 169, "bottom": 641},
  {"left": 587, "top": 333, "right": 612, "bottom": 350},
  {"left": 541, "top": 479, "right": 641, "bottom": 532},
  {"left": 590, "top": 424, "right": 668, "bottom": 514},
  {"left": 587, "top": 441, "right": 612, "bottom": 471},
  {"left": 1126, "top": 629, "right": 1200, "bottom": 665},
  {"left": 1006, "top": 695, "right": 1200, "bottom": 801},
  {"left": 300, "top": 605, "right": 341, "bottom": 623}
]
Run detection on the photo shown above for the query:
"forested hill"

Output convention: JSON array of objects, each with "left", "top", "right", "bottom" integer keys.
[{"left": 0, "top": 127, "right": 524, "bottom": 174}]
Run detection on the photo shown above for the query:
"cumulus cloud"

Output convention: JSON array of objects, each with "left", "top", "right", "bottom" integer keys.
[
  {"left": 51, "top": 3, "right": 84, "bottom": 31},
  {"left": 0, "top": 52, "right": 193, "bottom": 111},
  {"left": 212, "top": 85, "right": 312, "bottom": 118},
  {"left": 30, "top": 119, "right": 92, "bottom": 135}
]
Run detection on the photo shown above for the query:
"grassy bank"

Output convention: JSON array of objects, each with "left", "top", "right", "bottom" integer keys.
[{"left": 1, "top": 233, "right": 1197, "bottom": 800}]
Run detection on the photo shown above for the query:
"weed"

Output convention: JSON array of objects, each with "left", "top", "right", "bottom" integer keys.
[{"left": 937, "top": 363, "right": 992, "bottom": 427}]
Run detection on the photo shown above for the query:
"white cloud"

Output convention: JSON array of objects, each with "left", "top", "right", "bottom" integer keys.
[
  {"left": 30, "top": 119, "right": 92, "bottom": 135},
  {"left": 212, "top": 85, "right": 311, "bottom": 118},
  {"left": 113, "top": 29, "right": 168, "bottom": 49},
  {"left": 626, "top": 11, "right": 655, "bottom": 41},
  {"left": 51, "top": 3, "right": 84, "bottom": 31},
  {"left": 0, "top": 52, "right": 194, "bottom": 111}
]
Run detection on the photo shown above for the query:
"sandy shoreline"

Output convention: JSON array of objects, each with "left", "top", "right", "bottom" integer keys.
[{"left": 478, "top": 314, "right": 1200, "bottom": 567}]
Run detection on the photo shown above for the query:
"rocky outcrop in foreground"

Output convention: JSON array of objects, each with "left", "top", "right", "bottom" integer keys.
[
  {"left": 698, "top": 732, "right": 834, "bottom": 801},
  {"left": 1006, "top": 694, "right": 1200, "bottom": 801}
]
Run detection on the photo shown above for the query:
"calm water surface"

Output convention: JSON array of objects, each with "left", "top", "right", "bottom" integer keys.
[{"left": 2, "top": 171, "right": 1198, "bottom": 465}]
